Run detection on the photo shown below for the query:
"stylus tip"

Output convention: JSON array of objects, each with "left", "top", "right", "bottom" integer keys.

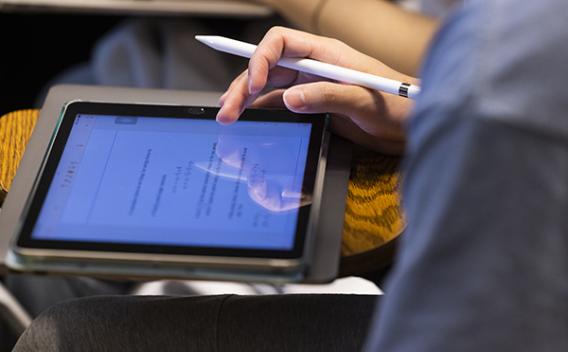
[{"left": 195, "top": 35, "right": 213, "bottom": 46}]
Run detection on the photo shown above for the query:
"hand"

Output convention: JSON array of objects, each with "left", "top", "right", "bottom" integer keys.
[{"left": 217, "top": 26, "right": 418, "bottom": 154}]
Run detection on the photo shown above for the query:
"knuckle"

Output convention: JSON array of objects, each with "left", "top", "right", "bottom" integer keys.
[
  {"left": 268, "top": 26, "right": 286, "bottom": 35},
  {"left": 320, "top": 84, "right": 338, "bottom": 104},
  {"left": 320, "top": 38, "right": 347, "bottom": 65},
  {"left": 265, "top": 46, "right": 281, "bottom": 64}
]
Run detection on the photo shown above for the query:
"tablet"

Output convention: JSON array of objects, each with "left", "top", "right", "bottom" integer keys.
[{"left": 9, "top": 101, "right": 329, "bottom": 279}]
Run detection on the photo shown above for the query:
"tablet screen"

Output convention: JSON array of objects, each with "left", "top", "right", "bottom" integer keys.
[{"left": 19, "top": 103, "right": 326, "bottom": 258}]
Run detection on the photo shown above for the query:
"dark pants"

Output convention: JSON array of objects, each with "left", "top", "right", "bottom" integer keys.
[{"left": 13, "top": 294, "right": 379, "bottom": 351}]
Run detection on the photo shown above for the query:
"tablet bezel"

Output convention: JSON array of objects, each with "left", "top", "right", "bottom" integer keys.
[{"left": 15, "top": 101, "right": 328, "bottom": 260}]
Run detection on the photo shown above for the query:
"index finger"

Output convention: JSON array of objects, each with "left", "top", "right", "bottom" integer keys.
[{"left": 247, "top": 26, "right": 345, "bottom": 95}]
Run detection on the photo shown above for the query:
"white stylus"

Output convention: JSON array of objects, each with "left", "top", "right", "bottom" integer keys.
[{"left": 195, "top": 35, "right": 420, "bottom": 99}]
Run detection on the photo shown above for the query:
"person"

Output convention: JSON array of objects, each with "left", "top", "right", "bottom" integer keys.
[{"left": 13, "top": 0, "right": 568, "bottom": 350}]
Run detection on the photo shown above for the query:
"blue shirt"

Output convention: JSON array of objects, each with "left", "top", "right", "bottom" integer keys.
[{"left": 365, "top": 0, "right": 568, "bottom": 350}]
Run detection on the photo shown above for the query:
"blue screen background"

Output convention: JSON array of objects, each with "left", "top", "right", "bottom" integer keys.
[{"left": 32, "top": 114, "right": 312, "bottom": 250}]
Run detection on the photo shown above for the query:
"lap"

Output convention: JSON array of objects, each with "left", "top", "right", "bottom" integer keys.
[{"left": 14, "top": 294, "right": 379, "bottom": 352}]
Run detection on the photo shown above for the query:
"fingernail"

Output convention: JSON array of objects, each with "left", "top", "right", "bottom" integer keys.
[
  {"left": 217, "top": 117, "right": 232, "bottom": 125},
  {"left": 216, "top": 110, "right": 230, "bottom": 125},
  {"left": 248, "top": 77, "right": 258, "bottom": 95},
  {"left": 283, "top": 89, "right": 306, "bottom": 111}
]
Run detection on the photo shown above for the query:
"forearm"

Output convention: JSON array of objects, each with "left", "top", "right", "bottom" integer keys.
[{"left": 263, "top": 0, "right": 439, "bottom": 76}]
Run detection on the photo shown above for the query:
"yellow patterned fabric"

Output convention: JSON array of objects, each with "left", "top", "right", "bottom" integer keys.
[
  {"left": 342, "top": 150, "right": 404, "bottom": 256},
  {"left": 0, "top": 110, "right": 404, "bottom": 263},
  {"left": 0, "top": 110, "right": 39, "bottom": 205}
]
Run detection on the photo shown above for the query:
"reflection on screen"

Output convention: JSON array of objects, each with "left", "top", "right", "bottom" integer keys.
[{"left": 31, "top": 114, "right": 312, "bottom": 250}]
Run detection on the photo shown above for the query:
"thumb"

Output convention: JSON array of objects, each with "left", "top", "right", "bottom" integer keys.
[
  {"left": 282, "top": 81, "right": 374, "bottom": 116},
  {"left": 282, "top": 81, "right": 407, "bottom": 147}
]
